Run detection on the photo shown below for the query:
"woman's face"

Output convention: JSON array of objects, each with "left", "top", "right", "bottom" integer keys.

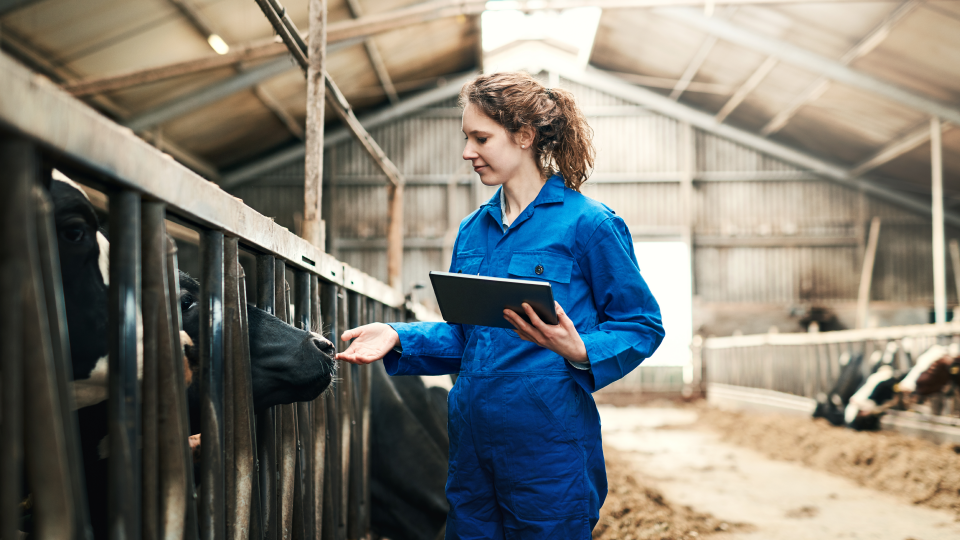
[{"left": 461, "top": 103, "right": 528, "bottom": 187}]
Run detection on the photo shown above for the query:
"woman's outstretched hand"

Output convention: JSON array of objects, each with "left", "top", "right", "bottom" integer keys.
[
  {"left": 335, "top": 323, "right": 400, "bottom": 365},
  {"left": 503, "top": 301, "right": 589, "bottom": 365}
]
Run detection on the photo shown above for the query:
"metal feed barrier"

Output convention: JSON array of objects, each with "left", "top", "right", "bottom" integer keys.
[
  {"left": 0, "top": 50, "right": 432, "bottom": 540},
  {"left": 701, "top": 322, "right": 960, "bottom": 441}
]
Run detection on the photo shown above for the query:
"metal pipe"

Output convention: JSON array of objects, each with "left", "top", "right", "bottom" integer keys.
[
  {"left": 141, "top": 203, "right": 167, "bottom": 540},
  {"left": 320, "top": 282, "right": 340, "bottom": 540},
  {"left": 0, "top": 139, "right": 28, "bottom": 540},
  {"left": 166, "top": 237, "right": 200, "bottom": 540},
  {"left": 347, "top": 292, "right": 362, "bottom": 539},
  {"left": 237, "top": 264, "right": 263, "bottom": 540},
  {"left": 255, "top": 254, "right": 278, "bottom": 540},
  {"left": 338, "top": 289, "right": 351, "bottom": 537},
  {"left": 199, "top": 230, "right": 225, "bottom": 540},
  {"left": 108, "top": 189, "right": 143, "bottom": 540},
  {"left": 223, "top": 238, "right": 240, "bottom": 540},
  {"left": 295, "top": 271, "right": 316, "bottom": 539},
  {"left": 932, "top": 117, "right": 947, "bottom": 323}
]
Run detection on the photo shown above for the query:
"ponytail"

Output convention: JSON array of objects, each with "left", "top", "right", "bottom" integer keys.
[{"left": 459, "top": 72, "right": 595, "bottom": 191}]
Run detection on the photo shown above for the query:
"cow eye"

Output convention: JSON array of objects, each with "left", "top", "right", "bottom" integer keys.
[
  {"left": 62, "top": 224, "right": 86, "bottom": 243},
  {"left": 180, "top": 294, "right": 196, "bottom": 312}
]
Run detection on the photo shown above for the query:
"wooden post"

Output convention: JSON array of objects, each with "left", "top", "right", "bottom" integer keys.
[
  {"left": 933, "top": 117, "right": 946, "bottom": 323},
  {"left": 856, "top": 217, "right": 881, "bottom": 329},
  {"left": 386, "top": 182, "right": 404, "bottom": 291},
  {"left": 303, "top": 0, "right": 327, "bottom": 248}
]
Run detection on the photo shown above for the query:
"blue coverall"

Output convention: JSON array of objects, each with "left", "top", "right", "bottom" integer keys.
[{"left": 384, "top": 175, "right": 664, "bottom": 539}]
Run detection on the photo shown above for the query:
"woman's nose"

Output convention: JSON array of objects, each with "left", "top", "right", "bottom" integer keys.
[{"left": 463, "top": 143, "right": 477, "bottom": 160}]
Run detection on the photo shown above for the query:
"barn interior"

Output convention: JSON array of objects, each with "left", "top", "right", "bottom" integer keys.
[{"left": 3, "top": 0, "right": 960, "bottom": 539}]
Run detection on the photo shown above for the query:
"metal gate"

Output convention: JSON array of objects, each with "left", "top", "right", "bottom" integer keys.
[{"left": 0, "top": 49, "right": 426, "bottom": 540}]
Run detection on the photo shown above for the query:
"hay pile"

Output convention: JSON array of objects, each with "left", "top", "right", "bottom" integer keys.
[
  {"left": 593, "top": 448, "right": 748, "bottom": 540},
  {"left": 698, "top": 407, "right": 960, "bottom": 517}
]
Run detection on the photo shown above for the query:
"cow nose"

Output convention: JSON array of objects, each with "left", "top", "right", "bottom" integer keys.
[{"left": 311, "top": 337, "right": 336, "bottom": 357}]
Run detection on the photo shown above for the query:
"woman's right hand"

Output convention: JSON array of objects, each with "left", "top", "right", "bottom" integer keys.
[{"left": 335, "top": 323, "right": 400, "bottom": 365}]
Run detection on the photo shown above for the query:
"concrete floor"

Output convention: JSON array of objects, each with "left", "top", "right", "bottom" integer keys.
[{"left": 598, "top": 405, "right": 960, "bottom": 540}]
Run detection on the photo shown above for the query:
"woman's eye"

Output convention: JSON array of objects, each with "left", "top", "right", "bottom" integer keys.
[
  {"left": 477, "top": 138, "right": 487, "bottom": 144},
  {"left": 62, "top": 225, "right": 85, "bottom": 243}
]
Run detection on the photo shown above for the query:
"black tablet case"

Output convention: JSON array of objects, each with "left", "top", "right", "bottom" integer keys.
[{"left": 429, "top": 271, "right": 558, "bottom": 329}]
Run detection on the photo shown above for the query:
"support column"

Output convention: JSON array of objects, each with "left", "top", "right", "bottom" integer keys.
[
  {"left": 932, "top": 117, "right": 947, "bottom": 323},
  {"left": 303, "top": 0, "right": 327, "bottom": 248}
]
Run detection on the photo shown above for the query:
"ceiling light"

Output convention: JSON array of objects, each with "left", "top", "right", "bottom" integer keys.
[{"left": 207, "top": 34, "right": 230, "bottom": 55}]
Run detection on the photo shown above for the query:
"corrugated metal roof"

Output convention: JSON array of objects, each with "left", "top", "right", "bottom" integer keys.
[
  {"left": 590, "top": 1, "right": 959, "bottom": 199},
  {"left": 0, "top": 0, "right": 480, "bottom": 175}
]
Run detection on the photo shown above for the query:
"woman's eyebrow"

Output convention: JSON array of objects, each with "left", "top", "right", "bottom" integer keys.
[{"left": 464, "top": 130, "right": 492, "bottom": 136}]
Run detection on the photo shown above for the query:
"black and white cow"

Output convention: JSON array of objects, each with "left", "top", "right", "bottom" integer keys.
[
  {"left": 50, "top": 174, "right": 337, "bottom": 539},
  {"left": 813, "top": 351, "right": 865, "bottom": 427},
  {"left": 843, "top": 342, "right": 908, "bottom": 431}
]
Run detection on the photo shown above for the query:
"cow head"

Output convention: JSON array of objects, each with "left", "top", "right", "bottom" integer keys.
[
  {"left": 50, "top": 174, "right": 110, "bottom": 407},
  {"left": 177, "top": 271, "right": 336, "bottom": 413},
  {"left": 50, "top": 174, "right": 336, "bottom": 412}
]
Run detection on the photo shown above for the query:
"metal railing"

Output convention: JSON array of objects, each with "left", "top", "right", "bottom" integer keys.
[
  {"left": 702, "top": 322, "right": 960, "bottom": 400},
  {"left": 0, "top": 50, "right": 431, "bottom": 540}
]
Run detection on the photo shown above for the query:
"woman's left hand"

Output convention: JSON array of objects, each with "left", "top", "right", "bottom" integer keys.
[{"left": 504, "top": 301, "right": 589, "bottom": 365}]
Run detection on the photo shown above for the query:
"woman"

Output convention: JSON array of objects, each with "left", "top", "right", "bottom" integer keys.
[{"left": 336, "top": 72, "right": 664, "bottom": 538}]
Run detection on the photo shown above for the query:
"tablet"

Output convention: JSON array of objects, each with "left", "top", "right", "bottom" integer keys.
[{"left": 429, "top": 271, "right": 558, "bottom": 330}]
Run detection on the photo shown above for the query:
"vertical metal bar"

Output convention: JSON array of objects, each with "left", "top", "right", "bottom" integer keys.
[
  {"left": 0, "top": 139, "right": 27, "bottom": 540},
  {"left": 35, "top": 176, "right": 93, "bottom": 540},
  {"left": 360, "top": 299, "right": 374, "bottom": 535},
  {"left": 200, "top": 230, "right": 225, "bottom": 540},
  {"left": 346, "top": 293, "right": 362, "bottom": 539},
  {"left": 225, "top": 237, "right": 255, "bottom": 540},
  {"left": 933, "top": 117, "right": 947, "bottom": 323},
  {"left": 303, "top": 0, "right": 328, "bottom": 248},
  {"left": 109, "top": 189, "right": 142, "bottom": 540},
  {"left": 238, "top": 265, "right": 262, "bottom": 540},
  {"left": 142, "top": 203, "right": 165, "bottom": 540},
  {"left": 151, "top": 228, "right": 191, "bottom": 540},
  {"left": 338, "top": 289, "right": 350, "bottom": 540},
  {"left": 295, "top": 272, "right": 315, "bottom": 540},
  {"left": 310, "top": 275, "right": 324, "bottom": 540},
  {"left": 274, "top": 261, "right": 298, "bottom": 540},
  {"left": 167, "top": 237, "right": 200, "bottom": 540},
  {"left": 320, "top": 283, "right": 340, "bottom": 540},
  {"left": 256, "top": 255, "right": 278, "bottom": 540}
]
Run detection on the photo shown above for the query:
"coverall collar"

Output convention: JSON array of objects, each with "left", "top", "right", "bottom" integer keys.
[{"left": 483, "top": 174, "right": 566, "bottom": 232}]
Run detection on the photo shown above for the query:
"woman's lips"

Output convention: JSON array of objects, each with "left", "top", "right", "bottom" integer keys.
[{"left": 474, "top": 165, "right": 486, "bottom": 172}]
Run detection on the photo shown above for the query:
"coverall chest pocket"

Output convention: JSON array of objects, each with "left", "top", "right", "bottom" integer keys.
[
  {"left": 507, "top": 251, "right": 573, "bottom": 307},
  {"left": 455, "top": 253, "right": 484, "bottom": 275}
]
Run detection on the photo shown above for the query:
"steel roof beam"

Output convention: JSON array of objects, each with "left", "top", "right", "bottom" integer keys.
[
  {"left": 123, "top": 57, "right": 295, "bottom": 132},
  {"left": 219, "top": 71, "right": 474, "bottom": 189},
  {"left": 550, "top": 61, "right": 960, "bottom": 227},
  {"left": 759, "top": 0, "right": 923, "bottom": 135},
  {"left": 850, "top": 121, "right": 953, "bottom": 177},
  {"left": 655, "top": 4, "right": 960, "bottom": 126}
]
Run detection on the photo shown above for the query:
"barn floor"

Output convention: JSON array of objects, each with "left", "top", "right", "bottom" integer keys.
[{"left": 597, "top": 405, "right": 960, "bottom": 540}]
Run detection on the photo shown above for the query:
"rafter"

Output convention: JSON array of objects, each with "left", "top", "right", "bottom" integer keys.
[
  {"left": 714, "top": 55, "right": 777, "bottom": 123},
  {"left": 670, "top": 35, "right": 718, "bottom": 101},
  {"left": 849, "top": 121, "right": 953, "bottom": 177},
  {"left": 345, "top": 0, "right": 400, "bottom": 104}
]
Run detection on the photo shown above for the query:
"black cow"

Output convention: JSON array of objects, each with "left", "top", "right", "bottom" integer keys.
[
  {"left": 813, "top": 351, "right": 865, "bottom": 426},
  {"left": 370, "top": 366, "right": 450, "bottom": 540},
  {"left": 50, "top": 175, "right": 336, "bottom": 539}
]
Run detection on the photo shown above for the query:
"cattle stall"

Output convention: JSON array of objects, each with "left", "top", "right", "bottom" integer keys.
[
  {"left": 701, "top": 323, "right": 960, "bottom": 443},
  {"left": 0, "top": 49, "right": 435, "bottom": 540}
]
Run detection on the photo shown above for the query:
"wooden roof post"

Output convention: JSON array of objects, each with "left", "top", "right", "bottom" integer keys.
[{"left": 303, "top": 0, "right": 328, "bottom": 249}]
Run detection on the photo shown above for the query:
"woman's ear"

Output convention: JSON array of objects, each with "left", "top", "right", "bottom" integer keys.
[{"left": 517, "top": 125, "right": 536, "bottom": 149}]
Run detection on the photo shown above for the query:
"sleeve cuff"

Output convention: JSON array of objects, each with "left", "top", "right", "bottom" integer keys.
[{"left": 567, "top": 358, "right": 591, "bottom": 370}]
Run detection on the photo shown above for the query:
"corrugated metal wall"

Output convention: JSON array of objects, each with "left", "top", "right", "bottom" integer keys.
[{"left": 229, "top": 75, "right": 955, "bottom": 322}]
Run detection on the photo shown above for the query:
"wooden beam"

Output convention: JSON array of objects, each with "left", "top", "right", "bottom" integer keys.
[
  {"left": 303, "top": 0, "right": 327, "bottom": 249},
  {"left": 755, "top": 0, "right": 925, "bottom": 135},
  {"left": 255, "top": 86, "right": 304, "bottom": 139},
  {"left": 849, "top": 121, "right": 953, "bottom": 177},
  {"left": 610, "top": 70, "right": 731, "bottom": 94}
]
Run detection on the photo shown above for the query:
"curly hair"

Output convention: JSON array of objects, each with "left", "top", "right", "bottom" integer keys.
[{"left": 459, "top": 72, "right": 595, "bottom": 192}]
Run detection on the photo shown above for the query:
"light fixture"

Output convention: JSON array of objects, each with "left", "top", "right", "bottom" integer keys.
[{"left": 207, "top": 34, "right": 230, "bottom": 55}]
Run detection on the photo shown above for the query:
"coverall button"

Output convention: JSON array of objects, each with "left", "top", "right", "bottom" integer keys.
[{"left": 535, "top": 264, "right": 544, "bottom": 275}]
